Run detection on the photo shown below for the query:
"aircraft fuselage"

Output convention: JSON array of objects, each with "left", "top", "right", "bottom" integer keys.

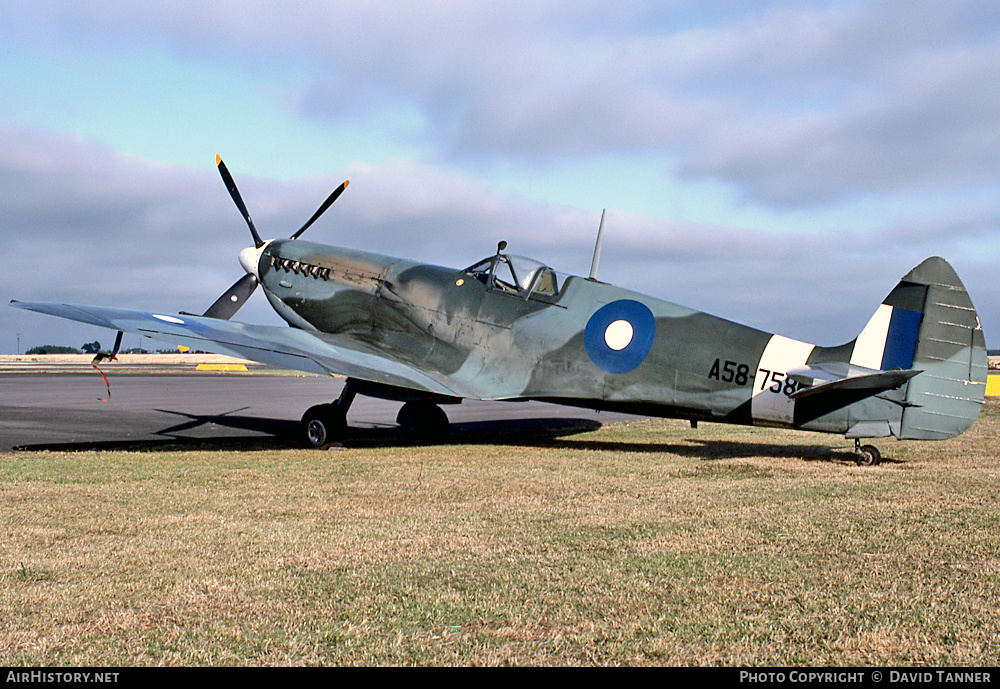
[{"left": 252, "top": 239, "right": 987, "bottom": 441}]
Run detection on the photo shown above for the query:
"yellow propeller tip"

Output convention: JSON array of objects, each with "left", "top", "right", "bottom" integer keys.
[{"left": 215, "top": 154, "right": 222, "bottom": 166}]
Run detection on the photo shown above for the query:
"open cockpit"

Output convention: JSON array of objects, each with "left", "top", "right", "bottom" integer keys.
[{"left": 464, "top": 252, "right": 563, "bottom": 299}]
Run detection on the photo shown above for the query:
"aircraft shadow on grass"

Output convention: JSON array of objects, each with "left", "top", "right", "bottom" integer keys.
[{"left": 14, "top": 407, "right": 871, "bottom": 464}]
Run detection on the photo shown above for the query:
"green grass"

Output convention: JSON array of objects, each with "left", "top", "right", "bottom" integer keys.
[{"left": 2, "top": 402, "right": 999, "bottom": 666}]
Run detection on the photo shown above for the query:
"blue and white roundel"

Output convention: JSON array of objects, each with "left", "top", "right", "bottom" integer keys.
[{"left": 584, "top": 299, "right": 656, "bottom": 374}]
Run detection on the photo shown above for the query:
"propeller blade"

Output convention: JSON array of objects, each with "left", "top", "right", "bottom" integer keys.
[
  {"left": 290, "top": 179, "right": 349, "bottom": 240},
  {"left": 216, "top": 155, "right": 264, "bottom": 248},
  {"left": 202, "top": 273, "right": 258, "bottom": 320}
]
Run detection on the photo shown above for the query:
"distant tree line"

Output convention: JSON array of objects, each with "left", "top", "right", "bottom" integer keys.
[
  {"left": 25, "top": 345, "right": 82, "bottom": 355},
  {"left": 25, "top": 341, "right": 103, "bottom": 355},
  {"left": 22, "top": 341, "right": 204, "bottom": 355}
]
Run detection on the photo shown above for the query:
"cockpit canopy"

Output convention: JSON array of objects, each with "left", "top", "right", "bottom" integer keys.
[{"left": 464, "top": 253, "right": 562, "bottom": 298}]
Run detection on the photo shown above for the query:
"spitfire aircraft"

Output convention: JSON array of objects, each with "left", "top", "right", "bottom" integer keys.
[{"left": 12, "top": 157, "right": 988, "bottom": 464}]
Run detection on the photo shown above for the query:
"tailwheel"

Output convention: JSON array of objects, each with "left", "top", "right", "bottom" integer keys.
[
  {"left": 396, "top": 401, "right": 450, "bottom": 442},
  {"left": 854, "top": 440, "right": 882, "bottom": 466},
  {"left": 300, "top": 403, "right": 347, "bottom": 449}
]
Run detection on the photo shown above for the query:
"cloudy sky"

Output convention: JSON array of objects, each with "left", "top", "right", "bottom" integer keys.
[{"left": 2, "top": 0, "right": 998, "bottom": 354}]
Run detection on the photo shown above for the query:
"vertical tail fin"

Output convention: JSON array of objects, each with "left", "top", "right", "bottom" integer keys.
[
  {"left": 850, "top": 282, "right": 926, "bottom": 372},
  {"left": 851, "top": 257, "right": 987, "bottom": 439}
]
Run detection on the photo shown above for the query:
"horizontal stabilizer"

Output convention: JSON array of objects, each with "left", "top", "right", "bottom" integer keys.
[{"left": 787, "top": 364, "right": 922, "bottom": 401}]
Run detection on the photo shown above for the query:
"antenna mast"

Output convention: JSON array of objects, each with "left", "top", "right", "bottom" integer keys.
[{"left": 588, "top": 209, "right": 606, "bottom": 280}]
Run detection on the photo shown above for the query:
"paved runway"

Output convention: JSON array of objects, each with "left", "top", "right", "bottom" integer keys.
[{"left": 0, "top": 372, "right": 644, "bottom": 451}]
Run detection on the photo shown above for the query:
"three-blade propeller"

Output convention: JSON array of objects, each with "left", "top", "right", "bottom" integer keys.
[{"left": 202, "top": 156, "right": 349, "bottom": 320}]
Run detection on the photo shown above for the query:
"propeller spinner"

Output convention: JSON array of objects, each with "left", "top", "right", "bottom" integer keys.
[{"left": 201, "top": 156, "right": 349, "bottom": 320}]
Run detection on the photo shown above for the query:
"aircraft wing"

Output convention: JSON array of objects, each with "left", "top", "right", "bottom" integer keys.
[{"left": 11, "top": 301, "right": 468, "bottom": 399}]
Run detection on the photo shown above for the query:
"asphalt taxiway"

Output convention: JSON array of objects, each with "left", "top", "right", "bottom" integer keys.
[{"left": 0, "top": 372, "right": 643, "bottom": 451}]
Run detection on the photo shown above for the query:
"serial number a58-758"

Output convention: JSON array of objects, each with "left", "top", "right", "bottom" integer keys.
[
  {"left": 708, "top": 359, "right": 804, "bottom": 396},
  {"left": 707, "top": 359, "right": 750, "bottom": 385}
]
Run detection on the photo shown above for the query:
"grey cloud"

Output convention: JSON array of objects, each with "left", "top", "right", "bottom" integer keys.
[
  {"left": 3, "top": 123, "right": 996, "bottom": 352},
  {"left": 294, "top": 1, "right": 1000, "bottom": 210},
  {"left": 680, "top": 38, "right": 1000, "bottom": 205},
  {"left": 2, "top": 2, "right": 998, "bottom": 350},
  {"left": 5, "top": 2, "right": 999, "bottom": 209}
]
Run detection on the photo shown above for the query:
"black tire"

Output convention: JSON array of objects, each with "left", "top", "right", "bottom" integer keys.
[
  {"left": 396, "top": 401, "right": 450, "bottom": 441},
  {"left": 856, "top": 444, "right": 881, "bottom": 466},
  {"left": 300, "top": 404, "right": 346, "bottom": 448}
]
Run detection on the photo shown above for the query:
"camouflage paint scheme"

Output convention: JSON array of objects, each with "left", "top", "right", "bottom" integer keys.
[
  {"left": 251, "top": 238, "right": 987, "bottom": 440},
  {"left": 12, "top": 159, "right": 987, "bottom": 457},
  {"left": 15, "top": 237, "right": 986, "bottom": 451}
]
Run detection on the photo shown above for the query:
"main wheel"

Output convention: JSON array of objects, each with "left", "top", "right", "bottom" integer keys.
[
  {"left": 396, "top": 401, "right": 450, "bottom": 441},
  {"left": 856, "top": 444, "right": 881, "bottom": 466},
  {"left": 300, "top": 404, "right": 346, "bottom": 449}
]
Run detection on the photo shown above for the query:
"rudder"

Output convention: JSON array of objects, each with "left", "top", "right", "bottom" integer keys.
[{"left": 854, "top": 257, "right": 987, "bottom": 440}]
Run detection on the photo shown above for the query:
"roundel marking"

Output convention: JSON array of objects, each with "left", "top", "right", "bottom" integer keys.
[
  {"left": 584, "top": 300, "right": 656, "bottom": 374},
  {"left": 604, "top": 319, "right": 634, "bottom": 350}
]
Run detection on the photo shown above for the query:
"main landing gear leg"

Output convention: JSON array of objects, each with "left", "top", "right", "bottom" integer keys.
[
  {"left": 854, "top": 439, "right": 882, "bottom": 466},
  {"left": 300, "top": 382, "right": 357, "bottom": 449}
]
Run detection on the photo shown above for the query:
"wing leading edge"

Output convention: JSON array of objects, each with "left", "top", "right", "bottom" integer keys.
[{"left": 10, "top": 301, "right": 467, "bottom": 399}]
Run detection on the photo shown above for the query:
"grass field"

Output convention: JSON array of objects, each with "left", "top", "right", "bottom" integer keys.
[{"left": 2, "top": 401, "right": 999, "bottom": 666}]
